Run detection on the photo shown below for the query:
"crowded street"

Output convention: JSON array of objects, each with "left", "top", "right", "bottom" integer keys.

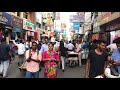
[
  {"left": 0, "top": 12, "right": 120, "bottom": 78},
  {"left": 7, "top": 55, "right": 86, "bottom": 78}
]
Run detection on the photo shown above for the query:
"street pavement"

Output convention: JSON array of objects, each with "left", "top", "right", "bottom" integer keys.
[{"left": 7, "top": 55, "right": 86, "bottom": 78}]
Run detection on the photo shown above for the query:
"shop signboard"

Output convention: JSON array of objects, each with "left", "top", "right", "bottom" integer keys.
[
  {"left": 0, "top": 12, "right": 12, "bottom": 26},
  {"left": 23, "top": 20, "right": 35, "bottom": 31},
  {"left": 12, "top": 15, "right": 23, "bottom": 29},
  {"left": 36, "top": 12, "right": 42, "bottom": 24},
  {"left": 106, "top": 23, "right": 120, "bottom": 31},
  {"left": 73, "top": 22, "right": 80, "bottom": 30},
  {"left": 100, "top": 12, "right": 111, "bottom": 20},
  {"left": 70, "top": 13, "right": 85, "bottom": 22},
  {"left": 100, "top": 12, "right": 112, "bottom": 25}
]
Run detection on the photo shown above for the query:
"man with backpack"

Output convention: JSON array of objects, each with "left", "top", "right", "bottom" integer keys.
[
  {"left": 25, "top": 42, "right": 41, "bottom": 78},
  {"left": 0, "top": 38, "right": 13, "bottom": 78}
]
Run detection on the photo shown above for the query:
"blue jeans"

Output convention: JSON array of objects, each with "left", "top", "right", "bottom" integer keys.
[{"left": 25, "top": 71, "right": 39, "bottom": 78}]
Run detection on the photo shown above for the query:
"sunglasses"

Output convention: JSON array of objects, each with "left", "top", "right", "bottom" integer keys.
[{"left": 32, "top": 45, "right": 37, "bottom": 46}]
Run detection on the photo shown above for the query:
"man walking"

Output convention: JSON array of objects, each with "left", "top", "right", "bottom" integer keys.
[
  {"left": 14, "top": 40, "right": 25, "bottom": 66},
  {"left": 40, "top": 37, "right": 49, "bottom": 54},
  {"left": 25, "top": 42, "right": 41, "bottom": 78},
  {"left": 0, "top": 38, "right": 12, "bottom": 78},
  {"left": 85, "top": 39, "right": 109, "bottom": 78}
]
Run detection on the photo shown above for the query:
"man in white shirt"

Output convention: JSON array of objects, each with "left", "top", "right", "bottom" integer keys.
[
  {"left": 64, "top": 41, "right": 69, "bottom": 48},
  {"left": 75, "top": 40, "right": 82, "bottom": 67},
  {"left": 53, "top": 41, "right": 60, "bottom": 51},
  {"left": 14, "top": 40, "right": 25, "bottom": 66},
  {"left": 67, "top": 41, "right": 74, "bottom": 51},
  {"left": 40, "top": 37, "right": 49, "bottom": 54},
  {"left": 51, "top": 35, "right": 56, "bottom": 43}
]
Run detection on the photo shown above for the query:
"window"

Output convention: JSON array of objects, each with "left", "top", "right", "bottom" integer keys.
[
  {"left": 23, "top": 12, "right": 28, "bottom": 19},
  {"left": 17, "top": 12, "right": 20, "bottom": 17}
]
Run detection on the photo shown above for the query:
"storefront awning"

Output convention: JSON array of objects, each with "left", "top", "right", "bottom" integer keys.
[{"left": 13, "top": 27, "right": 21, "bottom": 32}]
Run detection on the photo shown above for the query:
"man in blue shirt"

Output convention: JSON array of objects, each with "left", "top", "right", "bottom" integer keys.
[{"left": 112, "top": 37, "right": 120, "bottom": 73}]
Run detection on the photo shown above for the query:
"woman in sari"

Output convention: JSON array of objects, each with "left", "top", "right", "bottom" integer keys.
[{"left": 42, "top": 43, "right": 60, "bottom": 78}]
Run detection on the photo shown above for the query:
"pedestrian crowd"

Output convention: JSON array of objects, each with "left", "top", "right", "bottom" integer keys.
[{"left": 0, "top": 36, "right": 120, "bottom": 78}]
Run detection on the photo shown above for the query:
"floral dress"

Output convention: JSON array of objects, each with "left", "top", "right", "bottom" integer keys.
[{"left": 42, "top": 51, "right": 60, "bottom": 78}]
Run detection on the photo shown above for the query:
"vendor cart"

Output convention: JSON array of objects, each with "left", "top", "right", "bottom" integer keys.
[{"left": 67, "top": 51, "right": 79, "bottom": 67}]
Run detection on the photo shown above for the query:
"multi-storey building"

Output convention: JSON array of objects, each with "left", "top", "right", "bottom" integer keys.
[{"left": 0, "top": 12, "right": 36, "bottom": 43}]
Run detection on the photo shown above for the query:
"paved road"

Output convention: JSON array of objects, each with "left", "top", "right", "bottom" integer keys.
[{"left": 7, "top": 55, "right": 86, "bottom": 78}]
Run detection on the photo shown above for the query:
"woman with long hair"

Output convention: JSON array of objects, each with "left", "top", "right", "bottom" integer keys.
[{"left": 59, "top": 41, "right": 67, "bottom": 72}]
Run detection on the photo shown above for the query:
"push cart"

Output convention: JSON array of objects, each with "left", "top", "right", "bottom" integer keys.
[{"left": 67, "top": 51, "right": 79, "bottom": 67}]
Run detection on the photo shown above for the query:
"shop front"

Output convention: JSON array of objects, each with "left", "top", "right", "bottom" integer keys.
[
  {"left": 0, "top": 12, "right": 12, "bottom": 43},
  {"left": 100, "top": 12, "right": 120, "bottom": 45},
  {"left": 11, "top": 15, "right": 23, "bottom": 40},
  {"left": 23, "top": 20, "right": 35, "bottom": 41},
  {"left": 101, "top": 18, "right": 120, "bottom": 44}
]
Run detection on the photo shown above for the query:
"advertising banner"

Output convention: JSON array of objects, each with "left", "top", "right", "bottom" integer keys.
[
  {"left": 0, "top": 12, "right": 12, "bottom": 26},
  {"left": 23, "top": 20, "right": 35, "bottom": 31},
  {"left": 73, "top": 22, "right": 80, "bottom": 30},
  {"left": 12, "top": 15, "right": 23, "bottom": 29},
  {"left": 70, "top": 13, "right": 85, "bottom": 22}
]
